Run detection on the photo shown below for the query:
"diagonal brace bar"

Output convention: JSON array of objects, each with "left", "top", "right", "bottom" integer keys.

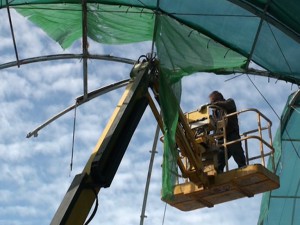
[{"left": 6, "top": 0, "right": 20, "bottom": 67}]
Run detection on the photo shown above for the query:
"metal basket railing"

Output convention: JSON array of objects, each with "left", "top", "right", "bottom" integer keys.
[{"left": 219, "top": 108, "right": 275, "bottom": 172}]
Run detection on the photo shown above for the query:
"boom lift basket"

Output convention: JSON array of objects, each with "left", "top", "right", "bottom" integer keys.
[{"left": 162, "top": 106, "right": 280, "bottom": 211}]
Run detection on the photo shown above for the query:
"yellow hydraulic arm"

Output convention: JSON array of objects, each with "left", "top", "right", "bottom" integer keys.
[{"left": 51, "top": 60, "right": 155, "bottom": 224}]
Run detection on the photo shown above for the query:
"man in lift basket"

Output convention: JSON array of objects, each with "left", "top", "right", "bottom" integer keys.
[{"left": 200, "top": 91, "right": 246, "bottom": 173}]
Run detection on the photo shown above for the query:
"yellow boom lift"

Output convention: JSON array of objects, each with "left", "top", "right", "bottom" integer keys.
[{"left": 50, "top": 58, "right": 279, "bottom": 224}]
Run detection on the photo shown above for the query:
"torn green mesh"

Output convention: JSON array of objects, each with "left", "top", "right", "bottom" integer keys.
[
  {"left": 14, "top": 4, "right": 154, "bottom": 49},
  {"left": 156, "top": 15, "right": 246, "bottom": 199}
]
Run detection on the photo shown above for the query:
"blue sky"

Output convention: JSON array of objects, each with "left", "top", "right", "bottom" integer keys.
[{"left": 0, "top": 8, "right": 298, "bottom": 225}]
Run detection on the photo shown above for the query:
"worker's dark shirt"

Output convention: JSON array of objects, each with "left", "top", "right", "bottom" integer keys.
[{"left": 212, "top": 98, "right": 239, "bottom": 137}]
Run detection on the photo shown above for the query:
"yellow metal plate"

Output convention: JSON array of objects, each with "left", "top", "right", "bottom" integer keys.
[{"left": 164, "top": 164, "right": 279, "bottom": 211}]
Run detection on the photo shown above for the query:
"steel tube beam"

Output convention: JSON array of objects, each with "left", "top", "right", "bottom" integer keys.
[
  {"left": 0, "top": 54, "right": 135, "bottom": 70},
  {"left": 26, "top": 79, "right": 130, "bottom": 138},
  {"left": 82, "top": 0, "right": 88, "bottom": 99}
]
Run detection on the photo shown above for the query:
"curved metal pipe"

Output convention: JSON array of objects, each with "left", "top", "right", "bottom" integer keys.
[
  {"left": 0, "top": 54, "right": 136, "bottom": 70},
  {"left": 26, "top": 78, "right": 130, "bottom": 138}
]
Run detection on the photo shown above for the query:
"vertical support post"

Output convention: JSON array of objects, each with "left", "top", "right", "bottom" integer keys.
[
  {"left": 82, "top": 0, "right": 88, "bottom": 99},
  {"left": 223, "top": 116, "right": 229, "bottom": 172},
  {"left": 150, "top": 0, "right": 160, "bottom": 58},
  {"left": 268, "top": 120, "right": 275, "bottom": 172},
  {"left": 257, "top": 114, "right": 265, "bottom": 166},
  {"left": 244, "top": 134, "right": 249, "bottom": 165},
  {"left": 184, "top": 156, "right": 189, "bottom": 183},
  {"left": 244, "top": 0, "right": 271, "bottom": 69},
  {"left": 140, "top": 123, "right": 160, "bottom": 225}
]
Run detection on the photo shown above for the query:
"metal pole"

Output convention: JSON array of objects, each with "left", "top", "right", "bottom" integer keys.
[
  {"left": 82, "top": 0, "right": 88, "bottom": 99},
  {"left": 223, "top": 116, "right": 229, "bottom": 172},
  {"left": 140, "top": 123, "right": 160, "bottom": 225},
  {"left": 26, "top": 79, "right": 130, "bottom": 138},
  {"left": 257, "top": 114, "right": 265, "bottom": 166},
  {"left": 268, "top": 121, "right": 275, "bottom": 172},
  {"left": 0, "top": 54, "right": 135, "bottom": 70},
  {"left": 6, "top": 0, "right": 20, "bottom": 67},
  {"left": 244, "top": 134, "right": 249, "bottom": 165}
]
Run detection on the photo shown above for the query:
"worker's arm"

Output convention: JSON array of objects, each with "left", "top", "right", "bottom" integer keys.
[
  {"left": 197, "top": 103, "right": 210, "bottom": 111},
  {"left": 211, "top": 98, "right": 236, "bottom": 113}
]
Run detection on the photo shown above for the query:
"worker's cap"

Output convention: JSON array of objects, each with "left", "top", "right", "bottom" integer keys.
[{"left": 209, "top": 91, "right": 224, "bottom": 103}]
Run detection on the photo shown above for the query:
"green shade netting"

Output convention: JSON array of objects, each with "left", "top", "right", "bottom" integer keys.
[
  {"left": 156, "top": 14, "right": 246, "bottom": 199},
  {"left": 7, "top": 0, "right": 300, "bottom": 82},
  {"left": 155, "top": 15, "right": 247, "bottom": 81},
  {"left": 14, "top": 4, "right": 155, "bottom": 49},
  {"left": 158, "top": 0, "right": 300, "bottom": 82},
  {"left": 258, "top": 91, "right": 300, "bottom": 225}
]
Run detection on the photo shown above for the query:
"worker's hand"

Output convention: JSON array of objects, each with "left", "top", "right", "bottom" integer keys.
[{"left": 197, "top": 103, "right": 210, "bottom": 112}]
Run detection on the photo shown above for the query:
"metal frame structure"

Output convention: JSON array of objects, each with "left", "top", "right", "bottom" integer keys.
[{"left": 221, "top": 108, "right": 275, "bottom": 172}]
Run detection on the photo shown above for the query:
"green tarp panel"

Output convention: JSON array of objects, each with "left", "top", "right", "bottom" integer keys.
[
  {"left": 1, "top": 0, "right": 300, "bottom": 199},
  {"left": 12, "top": 4, "right": 155, "bottom": 49},
  {"left": 1, "top": 0, "right": 300, "bottom": 81},
  {"left": 258, "top": 91, "right": 300, "bottom": 225}
]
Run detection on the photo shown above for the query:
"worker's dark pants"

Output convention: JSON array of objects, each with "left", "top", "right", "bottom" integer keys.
[{"left": 217, "top": 133, "right": 246, "bottom": 173}]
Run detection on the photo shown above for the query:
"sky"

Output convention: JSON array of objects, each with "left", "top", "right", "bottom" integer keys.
[{"left": 0, "top": 8, "right": 299, "bottom": 225}]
